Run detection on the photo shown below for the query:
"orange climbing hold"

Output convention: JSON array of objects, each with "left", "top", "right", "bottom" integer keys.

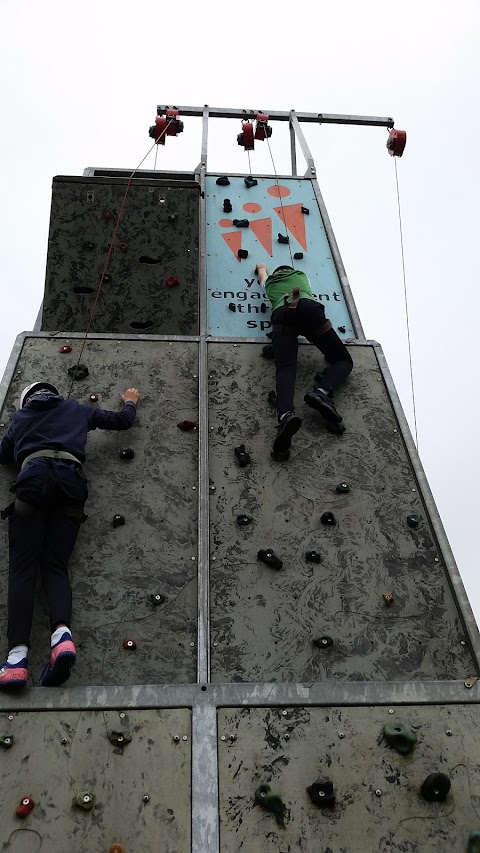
[{"left": 109, "top": 845, "right": 127, "bottom": 853}]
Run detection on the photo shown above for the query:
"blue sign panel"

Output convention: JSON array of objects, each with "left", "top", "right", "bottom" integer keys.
[{"left": 206, "top": 176, "right": 353, "bottom": 338}]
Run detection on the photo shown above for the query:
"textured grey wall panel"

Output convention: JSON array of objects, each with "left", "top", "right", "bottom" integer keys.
[
  {"left": 208, "top": 343, "right": 474, "bottom": 682},
  {"left": 218, "top": 705, "right": 480, "bottom": 853},
  {"left": 42, "top": 177, "right": 199, "bottom": 335},
  {"left": 0, "top": 338, "right": 199, "bottom": 685},
  {"left": 0, "top": 709, "right": 191, "bottom": 852}
]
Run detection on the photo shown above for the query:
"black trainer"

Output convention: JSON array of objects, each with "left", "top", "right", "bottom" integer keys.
[
  {"left": 272, "top": 413, "right": 302, "bottom": 455},
  {"left": 304, "top": 389, "right": 342, "bottom": 424}
]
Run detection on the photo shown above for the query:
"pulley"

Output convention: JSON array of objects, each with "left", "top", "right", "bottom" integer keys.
[
  {"left": 149, "top": 108, "right": 184, "bottom": 145},
  {"left": 237, "top": 121, "right": 255, "bottom": 151},
  {"left": 387, "top": 128, "right": 407, "bottom": 157},
  {"left": 254, "top": 113, "right": 272, "bottom": 141}
]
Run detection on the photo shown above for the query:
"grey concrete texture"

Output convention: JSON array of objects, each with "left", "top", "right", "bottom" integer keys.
[
  {"left": 0, "top": 708, "right": 191, "bottom": 852},
  {"left": 0, "top": 337, "right": 199, "bottom": 685},
  {"left": 208, "top": 343, "right": 475, "bottom": 682},
  {"left": 41, "top": 177, "right": 200, "bottom": 335},
  {"left": 217, "top": 704, "right": 480, "bottom": 852}
]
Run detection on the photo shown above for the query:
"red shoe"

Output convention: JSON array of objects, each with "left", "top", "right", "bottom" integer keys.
[
  {"left": 41, "top": 634, "right": 76, "bottom": 687},
  {"left": 0, "top": 659, "right": 28, "bottom": 688}
]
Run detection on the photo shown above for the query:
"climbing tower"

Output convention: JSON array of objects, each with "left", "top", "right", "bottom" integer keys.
[{"left": 0, "top": 106, "right": 479, "bottom": 852}]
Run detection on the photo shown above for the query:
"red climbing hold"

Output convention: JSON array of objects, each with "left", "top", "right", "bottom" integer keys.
[
  {"left": 166, "top": 276, "right": 180, "bottom": 287},
  {"left": 120, "top": 243, "right": 128, "bottom": 253},
  {"left": 177, "top": 420, "right": 196, "bottom": 431},
  {"left": 103, "top": 209, "right": 114, "bottom": 221},
  {"left": 89, "top": 394, "right": 99, "bottom": 403},
  {"left": 237, "top": 121, "right": 255, "bottom": 151},
  {"left": 254, "top": 113, "right": 272, "bottom": 141},
  {"left": 16, "top": 796, "right": 35, "bottom": 818},
  {"left": 123, "top": 639, "right": 136, "bottom": 650},
  {"left": 386, "top": 129, "right": 407, "bottom": 157},
  {"left": 60, "top": 346, "right": 72, "bottom": 354}
]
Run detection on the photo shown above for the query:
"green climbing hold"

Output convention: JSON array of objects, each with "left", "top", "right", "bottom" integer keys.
[
  {"left": 262, "top": 344, "right": 274, "bottom": 359},
  {"left": 336, "top": 483, "right": 350, "bottom": 494},
  {"left": 407, "top": 513, "right": 421, "bottom": 528},
  {"left": 305, "top": 550, "right": 321, "bottom": 563},
  {"left": 73, "top": 791, "right": 95, "bottom": 811},
  {"left": 313, "top": 635, "right": 333, "bottom": 649},
  {"left": 383, "top": 721, "right": 417, "bottom": 755},
  {"left": 244, "top": 176, "right": 258, "bottom": 189},
  {"left": 467, "top": 831, "right": 480, "bottom": 853},
  {"left": 237, "top": 514, "right": 252, "bottom": 527},
  {"left": 255, "top": 784, "right": 284, "bottom": 815}
]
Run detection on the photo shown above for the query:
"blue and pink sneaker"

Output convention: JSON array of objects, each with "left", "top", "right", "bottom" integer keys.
[
  {"left": 41, "top": 633, "right": 76, "bottom": 687},
  {"left": 0, "top": 659, "right": 28, "bottom": 688}
]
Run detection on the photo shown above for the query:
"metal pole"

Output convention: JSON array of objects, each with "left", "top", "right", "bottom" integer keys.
[
  {"left": 158, "top": 105, "right": 394, "bottom": 127},
  {"left": 289, "top": 119, "right": 297, "bottom": 176},
  {"left": 191, "top": 704, "right": 220, "bottom": 853}
]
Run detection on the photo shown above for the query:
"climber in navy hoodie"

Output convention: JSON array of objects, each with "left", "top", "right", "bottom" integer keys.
[{"left": 0, "top": 381, "right": 140, "bottom": 689}]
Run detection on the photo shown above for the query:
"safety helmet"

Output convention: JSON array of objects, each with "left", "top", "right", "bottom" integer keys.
[{"left": 20, "top": 381, "right": 60, "bottom": 409}]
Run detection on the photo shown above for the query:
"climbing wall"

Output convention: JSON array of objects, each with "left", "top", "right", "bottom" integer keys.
[
  {"left": 208, "top": 342, "right": 475, "bottom": 682},
  {"left": 42, "top": 176, "right": 200, "bottom": 335},
  {"left": 0, "top": 336, "right": 199, "bottom": 685}
]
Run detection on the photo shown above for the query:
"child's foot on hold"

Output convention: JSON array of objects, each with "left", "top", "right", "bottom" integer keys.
[
  {"left": 272, "top": 412, "right": 302, "bottom": 456},
  {"left": 41, "top": 632, "right": 76, "bottom": 687},
  {"left": 304, "top": 388, "right": 342, "bottom": 424},
  {"left": 0, "top": 659, "right": 28, "bottom": 688}
]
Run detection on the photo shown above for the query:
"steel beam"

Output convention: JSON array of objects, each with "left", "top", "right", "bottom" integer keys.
[{"left": 157, "top": 105, "right": 394, "bottom": 127}]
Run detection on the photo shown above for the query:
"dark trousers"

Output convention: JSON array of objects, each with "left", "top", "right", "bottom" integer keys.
[
  {"left": 7, "top": 462, "right": 88, "bottom": 648},
  {"left": 271, "top": 299, "right": 353, "bottom": 418}
]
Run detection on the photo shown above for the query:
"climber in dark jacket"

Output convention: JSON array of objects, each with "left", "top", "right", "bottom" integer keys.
[{"left": 0, "top": 380, "right": 140, "bottom": 689}]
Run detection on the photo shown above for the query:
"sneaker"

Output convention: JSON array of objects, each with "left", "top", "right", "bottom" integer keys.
[
  {"left": 0, "top": 659, "right": 28, "bottom": 688},
  {"left": 41, "top": 633, "right": 76, "bottom": 687},
  {"left": 304, "top": 388, "right": 342, "bottom": 424},
  {"left": 272, "top": 413, "right": 302, "bottom": 455}
]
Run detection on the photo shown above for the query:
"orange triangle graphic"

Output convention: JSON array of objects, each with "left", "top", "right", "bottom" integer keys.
[
  {"left": 221, "top": 231, "right": 243, "bottom": 262},
  {"left": 250, "top": 217, "right": 273, "bottom": 257},
  {"left": 273, "top": 203, "right": 308, "bottom": 251}
]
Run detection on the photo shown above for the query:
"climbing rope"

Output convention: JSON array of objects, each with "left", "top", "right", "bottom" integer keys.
[
  {"left": 67, "top": 126, "right": 169, "bottom": 399},
  {"left": 393, "top": 156, "right": 418, "bottom": 449},
  {"left": 265, "top": 135, "right": 294, "bottom": 267},
  {"left": 153, "top": 144, "right": 158, "bottom": 171}
]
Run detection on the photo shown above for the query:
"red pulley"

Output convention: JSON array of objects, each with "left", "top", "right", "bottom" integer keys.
[
  {"left": 151, "top": 115, "right": 167, "bottom": 145},
  {"left": 148, "top": 108, "right": 184, "bottom": 144},
  {"left": 387, "top": 129, "right": 407, "bottom": 157},
  {"left": 165, "top": 108, "right": 183, "bottom": 136},
  {"left": 254, "top": 113, "right": 272, "bottom": 141},
  {"left": 237, "top": 121, "right": 255, "bottom": 151}
]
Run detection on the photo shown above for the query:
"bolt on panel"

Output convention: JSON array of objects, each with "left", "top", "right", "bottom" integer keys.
[
  {"left": 206, "top": 177, "right": 353, "bottom": 337},
  {"left": 0, "top": 338, "right": 199, "bottom": 685},
  {"left": 217, "top": 705, "right": 480, "bottom": 853},
  {"left": 208, "top": 343, "right": 474, "bottom": 682},
  {"left": 0, "top": 709, "right": 191, "bottom": 852},
  {"left": 42, "top": 177, "right": 200, "bottom": 335}
]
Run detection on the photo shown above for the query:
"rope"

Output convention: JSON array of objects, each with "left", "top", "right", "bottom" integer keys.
[
  {"left": 247, "top": 148, "right": 252, "bottom": 176},
  {"left": 67, "top": 126, "right": 169, "bottom": 398},
  {"left": 154, "top": 145, "right": 158, "bottom": 171},
  {"left": 266, "top": 135, "right": 294, "bottom": 266},
  {"left": 394, "top": 156, "right": 419, "bottom": 449}
]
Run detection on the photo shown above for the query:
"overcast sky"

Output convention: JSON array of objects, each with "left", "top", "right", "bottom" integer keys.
[{"left": 1, "top": 1, "right": 479, "bottom": 623}]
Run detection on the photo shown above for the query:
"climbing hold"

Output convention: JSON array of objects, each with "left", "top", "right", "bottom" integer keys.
[
  {"left": 16, "top": 796, "right": 35, "bottom": 818},
  {"left": 467, "top": 831, "right": 480, "bottom": 853},
  {"left": 89, "top": 394, "right": 99, "bottom": 403},
  {"left": 108, "top": 730, "right": 132, "bottom": 747},
  {"left": 335, "top": 483, "right": 350, "bottom": 494},
  {"left": 255, "top": 784, "right": 284, "bottom": 815},
  {"left": 166, "top": 275, "right": 180, "bottom": 287},
  {"left": 120, "top": 242, "right": 128, "bottom": 252},
  {"left": 258, "top": 549, "right": 283, "bottom": 570},
  {"left": 109, "top": 845, "right": 127, "bottom": 853},
  {"left": 237, "top": 122, "right": 255, "bottom": 151},
  {"left": 228, "top": 303, "right": 236, "bottom": 312},
  {"left": 313, "top": 635, "right": 333, "bottom": 649},
  {"left": 237, "top": 249, "right": 249, "bottom": 259},
  {"left": 150, "top": 593, "right": 165, "bottom": 606},
  {"left": 301, "top": 206, "right": 310, "bottom": 215},
  {"left": 305, "top": 550, "right": 322, "bottom": 563},
  {"left": 420, "top": 773, "right": 451, "bottom": 802},
  {"left": 387, "top": 128, "right": 407, "bottom": 158},
  {"left": 60, "top": 345, "right": 72, "bottom": 354},
  {"left": 177, "top": 420, "right": 196, "bottom": 431},
  {"left": 267, "top": 389, "right": 277, "bottom": 408},
  {"left": 223, "top": 199, "right": 233, "bottom": 213},
  {"left": 321, "top": 511, "right": 336, "bottom": 526},
  {"left": 244, "top": 176, "right": 258, "bottom": 189},
  {"left": 294, "top": 252, "right": 303, "bottom": 260},
  {"left": 278, "top": 233, "right": 290, "bottom": 244},
  {"left": 326, "top": 421, "right": 345, "bottom": 435},
  {"left": 113, "top": 514, "right": 125, "bottom": 528},
  {"left": 68, "top": 364, "right": 89, "bottom": 380},
  {"left": 234, "top": 444, "right": 251, "bottom": 468},
  {"left": 232, "top": 219, "right": 249, "bottom": 228},
  {"left": 119, "top": 448, "right": 135, "bottom": 460},
  {"left": 384, "top": 721, "right": 417, "bottom": 754},
  {"left": 407, "top": 513, "right": 421, "bottom": 529},
  {"left": 262, "top": 344, "right": 274, "bottom": 359},
  {"left": 0, "top": 735, "right": 13, "bottom": 749},
  {"left": 338, "top": 326, "right": 346, "bottom": 333},
  {"left": 123, "top": 639, "right": 136, "bottom": 650},
  {"left": 383, "top": 593, "right": 394, "bottom": 606},
  {"left": 73, "top": 791, "right": 95, "bottom": 811},
  {"left": 103, "top": 208, "right": 114, "bottom": 221},
  {"left": 216, "top": 176, "right": 230, "bottom": 186},
  {"left": 236, "top": 514, "right": 252, "bottom": 527},
  {"left": 307, "top": 778, "right": 335, "bottom": 808}
]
